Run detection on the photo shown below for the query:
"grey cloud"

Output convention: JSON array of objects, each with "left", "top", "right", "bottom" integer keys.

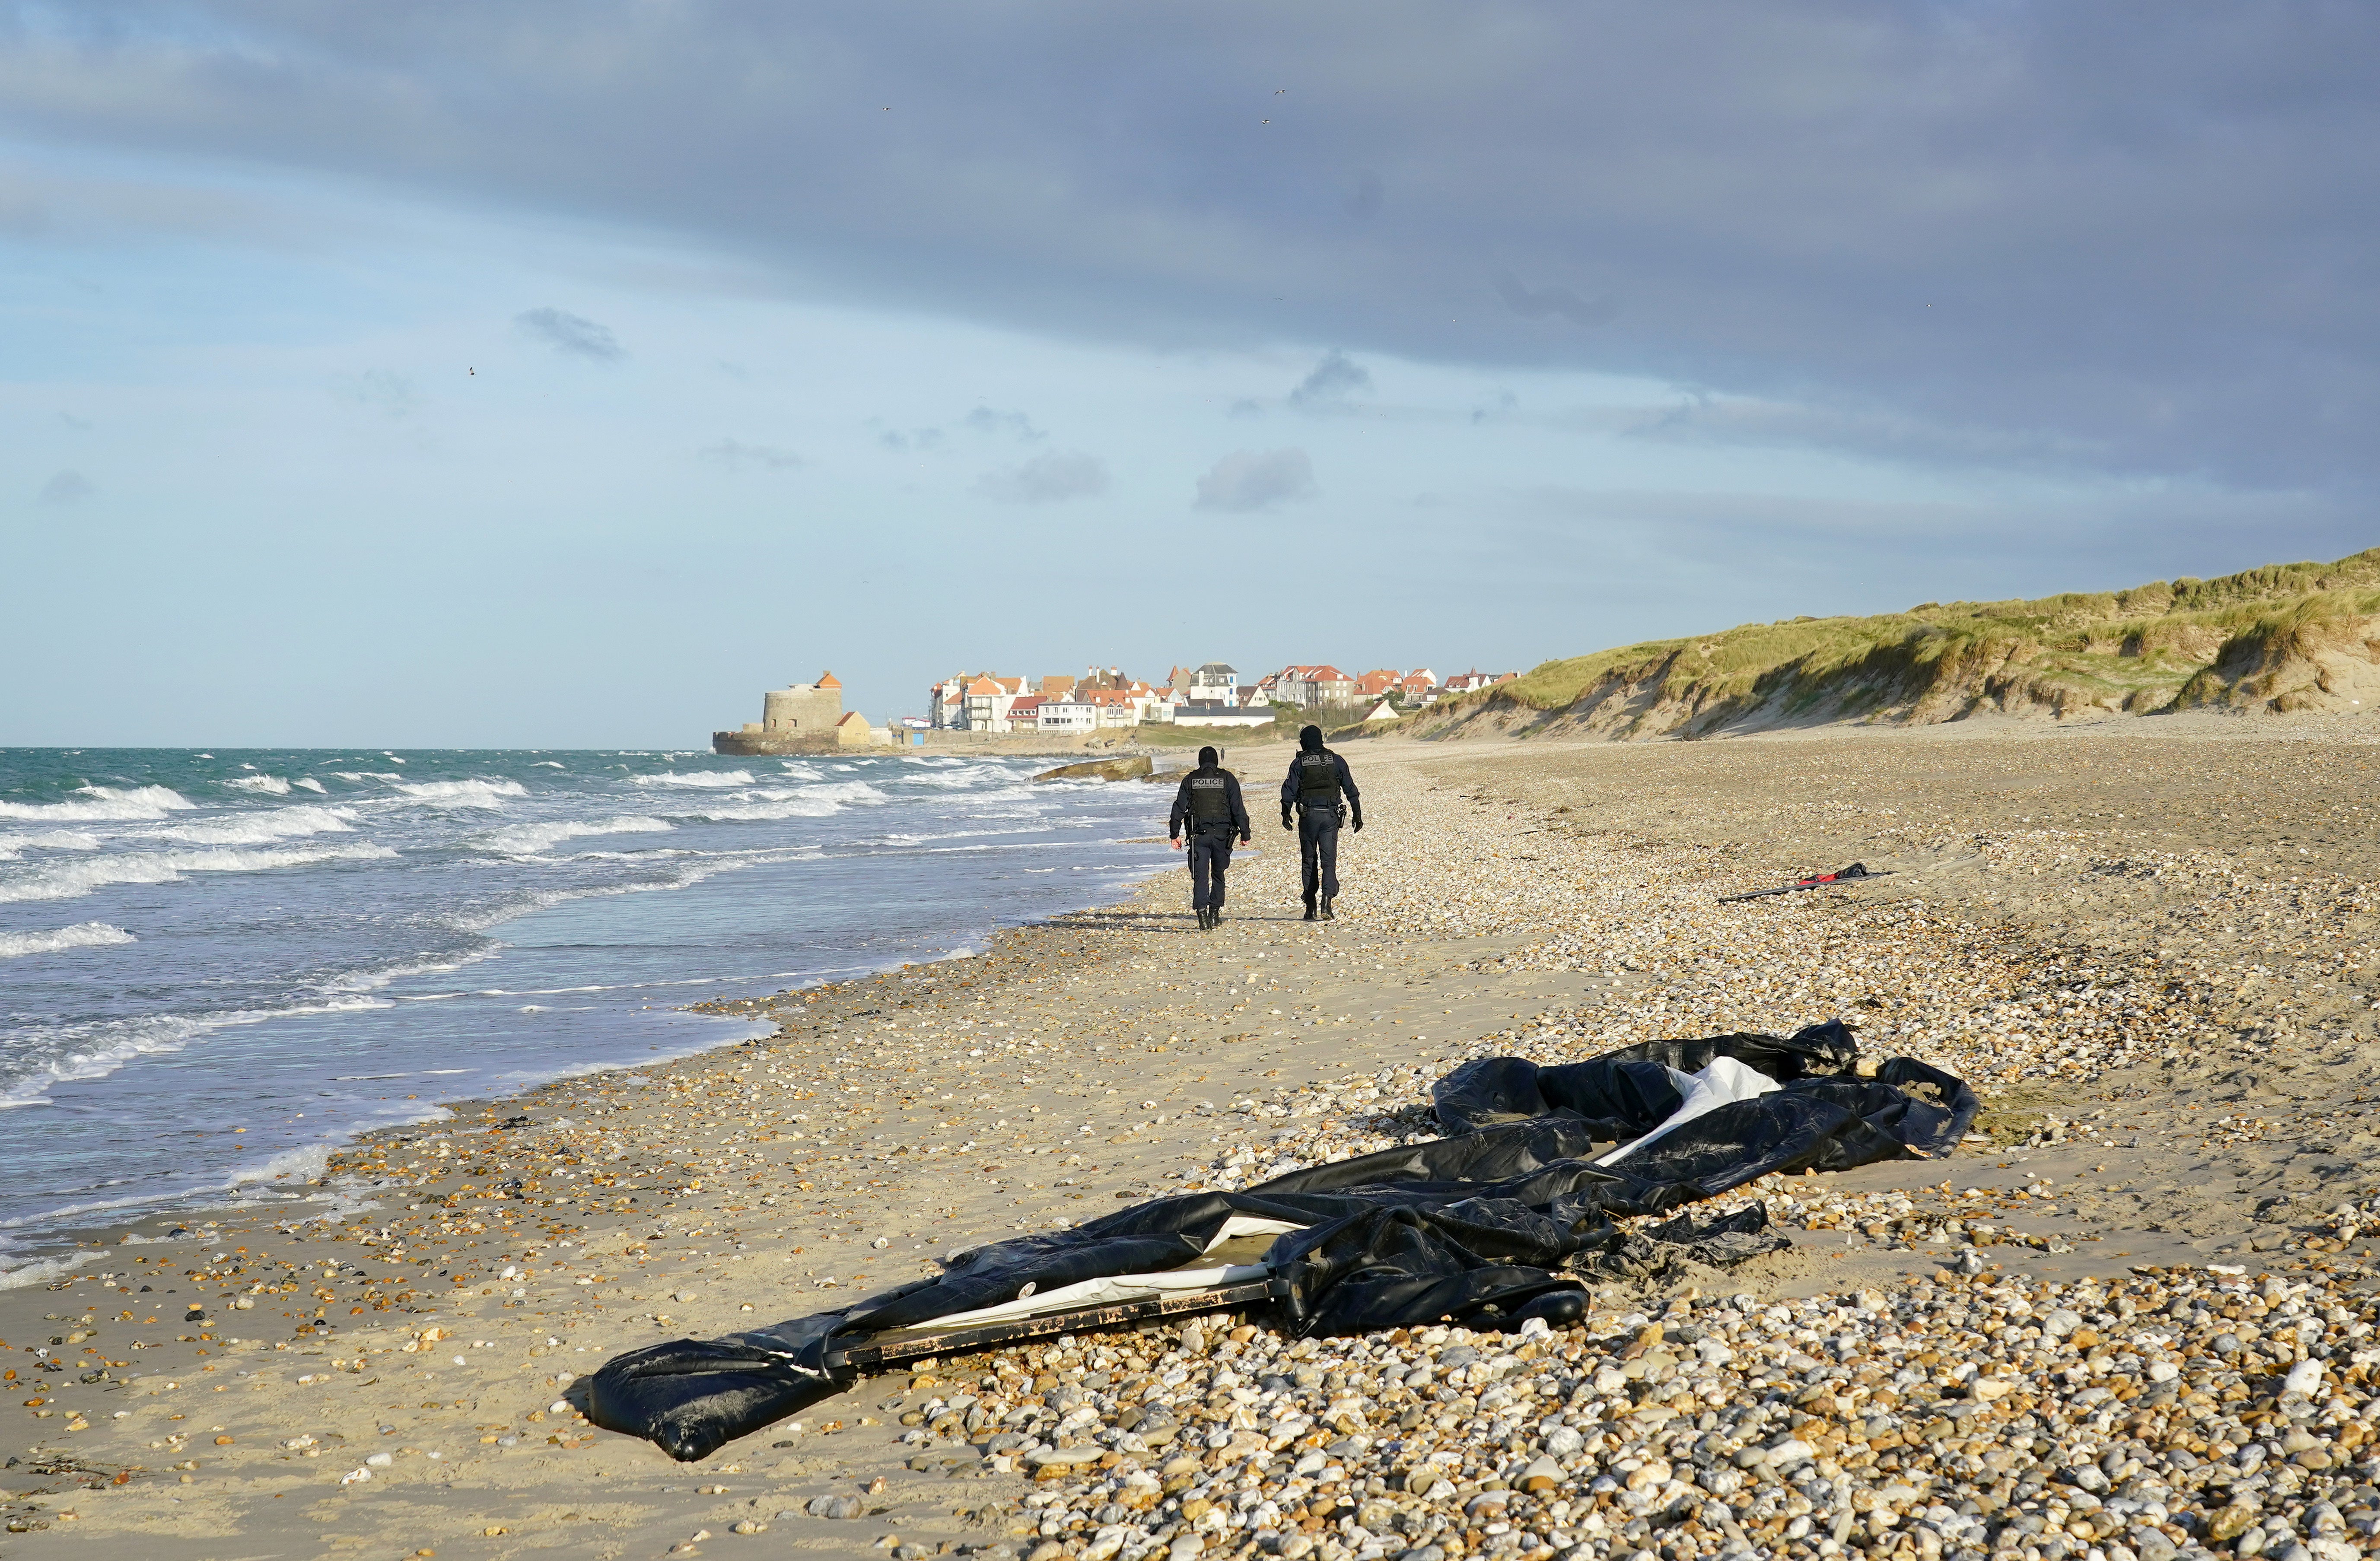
[
  {"left": 1492, "top": 272, "right": 1615, "bottom": 329},
  {"left": 1606, "top": 394, "right": 2107, "bottom": 474},
  {"left": 514, "top": 307, "right": 624, "bottom": 362},
  {"left": 700, "top": 439, "right": 804, "bottom": 471},
  {"left": 37, "top": 470, "right": 94, "bottom": 505},
  {"left": 964, "top": 407, "right": 1044, "bottom": 441},
  {"left": 878, "top": 426, "right": 942, "bottom": 451},
  {"left": 972, "top": 451, "right": 1108, "bottom": 504},
  {"left": 1194, "top": 448, "right": 1314, "bottom": 512},
  {"left": 57, "top": 411, "right": 91, "bottom": 430},
  {"left": 10, "top": 6, "right": 2380, "bottom": 492},
  {"left": 1287, "top": 350, "right": 1371, "bottom": 409}
]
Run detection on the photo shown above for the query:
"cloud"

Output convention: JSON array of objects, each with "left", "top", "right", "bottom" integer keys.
[
  {"left": 1287, "top": 350, "right": 1372, "bottom": 409},
  {"left": 12, "top": 7, "right": 2380, "bottom": 490},
  {"left": 1194, "top": 448, "right": 1314, "bottom": 512},
  {"left": 964, "top": 407, "right": 1044, "bottom": 441},
  {"left": 972, "top": 451, "right": 1108, "bottom": 504},
  {"left": 700, "top": 439, "right": 804, "bottom": 471},
  {"left": 877, "top": 426, "right": 942, "bottom": 451},
  {"left": 514, "top": 307, "right": 624, "bottom": 361},
  {"left": 37, "top": 470, "right": 94, "bottom": 505},
  {"left": 1492, "top": 272, "right": 1616, "bottom": 329}
]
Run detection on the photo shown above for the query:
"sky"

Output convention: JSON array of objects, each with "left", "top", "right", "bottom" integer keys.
[{"left": 3, "top": 2, "right": 2375, "bottom": 747}]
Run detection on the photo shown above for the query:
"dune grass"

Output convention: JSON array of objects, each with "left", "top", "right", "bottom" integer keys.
[{"left": 1423, "top": 548, "right": 2380, "bottom": 736}]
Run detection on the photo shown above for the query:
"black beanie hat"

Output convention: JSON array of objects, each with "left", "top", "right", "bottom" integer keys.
[
  {"left": 1198, "top": 746, "right": 1219, "bottom": 766},
  {"left": 1299, "top": 725, "right": 1324, "bottom": 751}
]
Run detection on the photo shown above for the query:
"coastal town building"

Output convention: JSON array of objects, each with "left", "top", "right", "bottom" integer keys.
[
  {"left": 1274, "top": 664, "right": 1358, "bottom": 708},
  {"left": 922, "top": 656, "right": 1471, "bottom": 731},
  {"left": 1036, "top": 699, "right": 1098, "bottom": 733},
  {"left": 716, "top": 670, "right": 886, "bottom": 753},
  {"left": 762, "top": 671, "right": 844, "bottom": 737},
  {"left": 959, "top": 675, "right": 1013, "bottom": 731},
  {"left": 1442, "top": 670, "right": 1516, "bottom": 694},
  {"left": 1188, "top": 663, "right": 1239, "bottom": 702}
]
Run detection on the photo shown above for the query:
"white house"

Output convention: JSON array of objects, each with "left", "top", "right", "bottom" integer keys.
[{"left": 1037, "top": 699, "right": 1099, "bottom": 734}]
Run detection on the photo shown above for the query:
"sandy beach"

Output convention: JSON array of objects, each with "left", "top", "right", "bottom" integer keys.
[{"left": 11, "top": 716, "right": 2380, "bottom": 1561}]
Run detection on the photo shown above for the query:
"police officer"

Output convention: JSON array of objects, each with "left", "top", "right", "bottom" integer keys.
[
  {"left": 1279, "top": 725, "right": 1362, "bottom": 920},
  {"left": 1168, "top": 746, "right": 1250, "bottom": 931}
]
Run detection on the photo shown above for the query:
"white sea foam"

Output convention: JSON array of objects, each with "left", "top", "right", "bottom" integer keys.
[
  {"left": 0, "top": 784, "right": 194, "bottom": 822},
  {"left": 157, "top": 804, "right": 358, "bottom": 846},
  {"left": 0, "top": 1251, "right": 102, "bottom": 1289},
  {"left": 389, "top": 779, "right": 528, "bottom": 806},
  {"left": 693, "top": 794, "right": 845, "bottom": 820},
  {"left": 631, "top": 770, "right": 755, "bottom": 788},
  {"left": 331, "top": 771, "right": 404, "bottom": 782},
  {"left": 231, "top": 1143, "right": 331, "bottom": 1186},
  {"left": 481, "top": 815, "right": 675, "bottom": 856},
  {"left": 223, "top": 774, "right": 292, "bottom": 795},
  {"left": 0, "top": 994, "right": 398, "bottom": 1110},
  {"left": 0, "top": 830, "right": 102, "bottom": 860},
  {"left": 293, "top": 776, "right": 327, "bottom": 793},
  {"left": 0, "top": 842, "right": 399, "bottom": 903},
  {"left": 0, "top": 922, "right": 137, "bottom": 959}
]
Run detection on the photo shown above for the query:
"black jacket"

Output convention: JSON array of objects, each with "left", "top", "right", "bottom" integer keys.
[
  {"left": 1169, "top": 765, "right": 1250, "bottom": 838},
  {"left": 1280, "top": 749, "right": 1361, "bottom": 815}
]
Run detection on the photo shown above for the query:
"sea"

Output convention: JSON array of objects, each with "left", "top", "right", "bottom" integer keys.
[{"left": 0, "top": 747, "right": 1174, "bottom": 1281}]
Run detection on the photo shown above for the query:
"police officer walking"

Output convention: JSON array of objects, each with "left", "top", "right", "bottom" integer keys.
[
  {"left": 1280, "top": 724, "right": 1362, "bottom": 920},
  {"left": 1168, "top": 745, "right": 1250, "bottom": 931}
]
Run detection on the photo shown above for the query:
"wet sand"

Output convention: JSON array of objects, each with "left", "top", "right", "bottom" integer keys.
[{"left": 8, "top": 714, "right": 2380, "bottom": 1560}]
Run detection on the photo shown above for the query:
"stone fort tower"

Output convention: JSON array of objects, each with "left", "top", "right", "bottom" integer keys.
[{"left": 761, "top": 672, "right": 843, "bottom": 737}]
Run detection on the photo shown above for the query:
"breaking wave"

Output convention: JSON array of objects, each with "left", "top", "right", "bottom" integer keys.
[
  {"left": 223, "top": 774, "right": 292, "bottom": 795},
  {"left": 0, "top": 785, "right": 194, "bottom": 822},
  {"left": 481, "top": 816, "right": 675, "bottom": 857},
  {"left": 0, "top": 830, "right": 101, "bottom": 861},
  {"left": 0, "top": 843, "right": 399, "bottom": 904},
  {"left": 631, "top": 770, "right": 755, "bottom": 788},
  {"left": 157, "top": 804, "right": 358, "bottom": 846},
  {"left": 389, "top": 779, "right": 528, "bottom": 806},
  {"left": 0, "top": 922, "right": 137, "bottom": 959}
]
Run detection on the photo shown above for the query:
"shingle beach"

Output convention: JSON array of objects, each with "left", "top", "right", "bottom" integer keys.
[{"left": 10, "top": 716, "right": 2380, "bottom": 1561}]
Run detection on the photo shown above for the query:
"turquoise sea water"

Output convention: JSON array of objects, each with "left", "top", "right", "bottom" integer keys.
[{"left": 0, "top": 747, "right": 1168, "bottom": 1275}]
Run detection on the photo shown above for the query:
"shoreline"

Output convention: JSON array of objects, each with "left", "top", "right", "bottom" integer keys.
[{"left": 8, "top": 728, "right": 2380, "bottom": 1558}]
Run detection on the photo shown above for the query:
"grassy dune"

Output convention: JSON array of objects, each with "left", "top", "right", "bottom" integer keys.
[{"left": 1406, "top": 549, "right": 2380, "bottom": 741}]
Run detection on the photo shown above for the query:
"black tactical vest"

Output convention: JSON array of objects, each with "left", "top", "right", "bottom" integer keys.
[
  {"left": 1187, "top": 773, "right": 1232, "bottom": 823},
  {"left": 1296, "top": 751, "right": 1341, "bottom": 804}
]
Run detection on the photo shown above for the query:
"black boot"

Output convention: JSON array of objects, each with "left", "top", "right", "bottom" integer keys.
[
  {"left": 1321, "top": 897, "right": 1335, "bottom": 921},
  {"left": 1209, "top": 906, "right": 1223, "bottom": 928},
  {"left": 1302, "top": 900, "right": 1317, "bottom": 922},
  {"left": 1196, "top": 906, "right": 1211, "bottom": 930}
]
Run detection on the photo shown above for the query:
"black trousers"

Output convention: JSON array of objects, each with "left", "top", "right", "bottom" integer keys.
[
  {"left": 1187, "top": 826, "right": 1237, "bottom": 911},
  {"left": 1298, "top": 803, "right": 1343, "bottom": 903}
]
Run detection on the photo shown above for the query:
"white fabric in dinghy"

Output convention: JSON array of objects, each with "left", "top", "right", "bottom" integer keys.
[
  {"left": 1593, "top": 1056, "right": 1781, "bottom": 1167},
  {"left": 901, "top": 1215, "right": 1306, "bottom": 1332}
]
